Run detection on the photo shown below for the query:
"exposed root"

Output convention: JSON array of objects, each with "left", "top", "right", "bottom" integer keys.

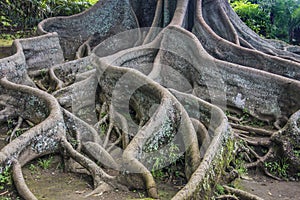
[
  {"left": 1, "top": 0, "right": 300, "bottom": 199},
  {"left": 48, "top": 66, "right": 64, "bottom": 90},
  {"left": 0, "top": 107, "right": 16, "bottom": 122},
  {"left": 241, "top": 143, "right": 280, "bottom": 180},
  {"left": 227, "top": 115, "right": 242, "bottom": 123},
  {"left": 0, "top": 191, "right": 9, "bottom": 196},
  {"left": 61, "top": 138, "right": 114, "bottom": 186},
  {"left": 63, "top": 108, "right": 102, "bottom": 148},
  {"left": 123, "top": 147, "right": 158, "bottom": 199},
  {"left": 262, "top": 167, "right": 282, "bottom": 181},
  {"left": 103, "top": 120, "right": 114, "bottom": 149},
  {"left": 84, "top": 181, "right": 113, "bottom": 198},
  {"left": 122, "top": 99, "right": 176, "bottom": 199},
  {"left": 35, "top": 79, "right": 48, "bottom": 91},
  {"left": 191, "top": 118, "right": 210, "bottom": 157},
  {"left": 114, "top": 112, "right": 130, "bottom": 149},
  {"left": 106, "top": 126, "right": 122, "bottom": 153},
  {"left": 82, "top": 141, "right": 119, "bottom": 170},
  {"left": 273, "top": 116, "right": 288, "bottom": 130},
  {"left": 223, "top": 185, "right": 264, "bottom": 200},
  {"left": 216, "top": 194, "right": 239, "bottom": 200},
  {"left": 95, "top": 114, "right": 108, "bottom": 127},
  {"left": 235, "top": 134, "right": 271, "bottom": 147},
  {"left": 9, "top": 116, "right": 23, "bottom": 143},
  {"left": 12, "top": 160, "right": 37, "bottom": 200},
  {"left": 229, "top": 123, "right": 274, "bottom": 136}
]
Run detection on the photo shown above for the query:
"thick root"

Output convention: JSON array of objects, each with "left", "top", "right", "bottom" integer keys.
[
  {"left": 1, "top": 0, "right": 300, "bottom": 199},
  {"left": 12, "top": 160, "right": 37, "bottom": 200}
]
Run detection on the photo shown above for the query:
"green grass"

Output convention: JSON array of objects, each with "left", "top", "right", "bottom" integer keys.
[
  {"left": 0, "top": 39, "right": 13, "bottom": 47},
  {"left": 37, "top": 156, "right": 53, "bottom": 170},
  {"left": 0, "top": 166, "right": 12, "bottom": 190},
  {"left": 264, "top": 158, "right": 289, "bottom": 178},
  {"left": 88, "top": 0, "right": 98, "bottom": 4}
]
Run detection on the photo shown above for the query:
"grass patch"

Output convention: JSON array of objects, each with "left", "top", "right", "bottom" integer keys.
[
  {"left": 0, "top": 39, "right": 13, "bottom": 47},
  {"left": 88, "top": 0, "right": 98, "bottom": 4}
]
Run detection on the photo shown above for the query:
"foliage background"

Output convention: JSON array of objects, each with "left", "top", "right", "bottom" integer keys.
[
  {"left": 1, "top": 0, "right": 300, "bottom": 44},
  {"left": 0, "top": 0, "right": 97, "bottom": 37},
  {"left": 230, "top": 0, "right": 300, "bottom": 44}
]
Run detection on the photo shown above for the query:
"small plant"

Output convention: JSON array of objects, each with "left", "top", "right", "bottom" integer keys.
[
  {"left": 100, "top": 112, "right": 107, "bottom": 118},
  {"left": 225, "top": 110, "right": 231, "bottom": 116},
  {"left": 69, "top": 138, "right": 79, "bottom": 148},
  {"left": 0, "top": 166, "right": 12, "bottom": 190},
  {"left": 294, "top": 149, "right": 300, "bottom": 158},
  {"left": 0, "top": 197, "right": 13, "bottom": 200},
  {"left": 264, "top": 158, "right": 289, "bottom": 178},
  {"left": 234, "top": 157, "right": 247, "bottom": 176},
  {"left": 232, "top": 141, "right": 248, "bottom": 176},
  {"left": 240, "top": 108, "right": 250, "bottom": 122},
  {"left": 151, "top": 157, "right": 166, "bottom": 179},
  {"left": 261, "top": 147, "right": 268, "bottom": 154},
  {"left": 6, "top": 119, "right": 14, "bottom": 129},
  {"left": 40, "top": 69, "right": 48, "bottom": 78},
  {"left": 99, "top": 123, "right": 107, "bottom": 136},
  {"left": 169, "top": 143, "right": 181, "bottom": 162},
  {"left": 247, "top": 118, "right": 265, "bottom": 127},
  {"left": 28, "top": 164, "right": 37, "bottom": 174},
  {"left": 151, "top": 169, "right": 165, "bottom": 179},
  {"left": 215, "top": 184, "right": 225, "bottom": 195},
  {"left": 14, "top": 128, "right": 25, "bottom": 137},
  {"left": 148, "top": 142, "right": 183, "bottom": 180},
  {"left": 38, "top": 156, "right": 53, "bottom": 170}
]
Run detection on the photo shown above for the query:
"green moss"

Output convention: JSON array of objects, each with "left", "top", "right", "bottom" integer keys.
[
  {"left": 0, "top": 39, "right": 13, "bottom": 47},
  {"left": 190, "top": 129, "right": 235, "bottom": 199}
]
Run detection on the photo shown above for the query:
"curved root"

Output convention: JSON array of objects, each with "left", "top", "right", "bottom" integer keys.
[
  {"left": 12, "top": 160, "right": 37, "bottom": 200},
  {"left": 223, "top": 185, "right": 264, "bottom": 200}
]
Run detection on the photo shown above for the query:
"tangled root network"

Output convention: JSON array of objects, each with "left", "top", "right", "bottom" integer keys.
[{"left": 0, "top": 0, "right": 300, "bottom": 199}]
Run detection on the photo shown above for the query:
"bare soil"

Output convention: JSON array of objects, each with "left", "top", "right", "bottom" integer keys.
[
  {"left": 0, "top": 39, "right": 13, "bottom": 59},
  {"left": 22, "top": 163, "right": 178, "bottom": 200},
  {"left": 0, "top": 154, "right": 179, "bottom": 200},
  {"left": 0, "top": 46, "right": 12, "bottom": 59},
  {"left": 238, "top": 170, "right": 300, "bottom": 200},
  {"left": 1, "top": 129, "right": 300, "bottom": 200}
]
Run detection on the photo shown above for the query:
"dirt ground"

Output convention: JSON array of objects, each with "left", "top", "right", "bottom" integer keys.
[
  {"left": 22, "top": 163, "right": 178, "bottom": 200},
  {"left": 0, "top": 40, "right": 13, "bottom": 59},
  {"left": 0, "top": 154, "right": 178, "bottom": 200},
  {"left": 1, "top": 130, "right": 300, "bottom": 200},
  {"left": 10, "top": 163, "right": 300, "bottom": 200},
  {"left": 238, "top": 170, "right": 300, "bottom": 200}
]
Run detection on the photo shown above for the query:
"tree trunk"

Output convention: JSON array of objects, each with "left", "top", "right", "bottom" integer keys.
[{"left": 1, "top": 0, "right": 300, "bottom": 199}]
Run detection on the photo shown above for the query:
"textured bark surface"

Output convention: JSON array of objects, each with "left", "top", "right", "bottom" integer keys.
[{"left": 0, "top": 0, "right": 300, "bottom": 199}]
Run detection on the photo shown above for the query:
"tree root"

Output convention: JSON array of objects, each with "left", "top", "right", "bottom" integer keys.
[
  {"left": 236, "top": 135, "right": 283, "bottom": 180},
  {"left": 223, "top": 185, "right": 264, "bottom": 200},
  {"left": 8, "top": 116, "right": 23, "bottom": 143},
  {"left": 84, "top": 181, "right": 113, "bottom": 198},
  {"left": 12, "top": 160, "right": 37, "bottom": 200},
  {"left": 82, "top": 141, "right": 119, "bottom": 170},
  {"left": 229, "top": 123, "right": 274, "bottom": 136},
  {"left": 216, "top": 194, "right": 239, "bottom": 200},
  {"left": 1, "top": 0, "right": 300, "bottom": 199},
  {"left": 61, "top": 138, "right": 114, "bottom": 184}
]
